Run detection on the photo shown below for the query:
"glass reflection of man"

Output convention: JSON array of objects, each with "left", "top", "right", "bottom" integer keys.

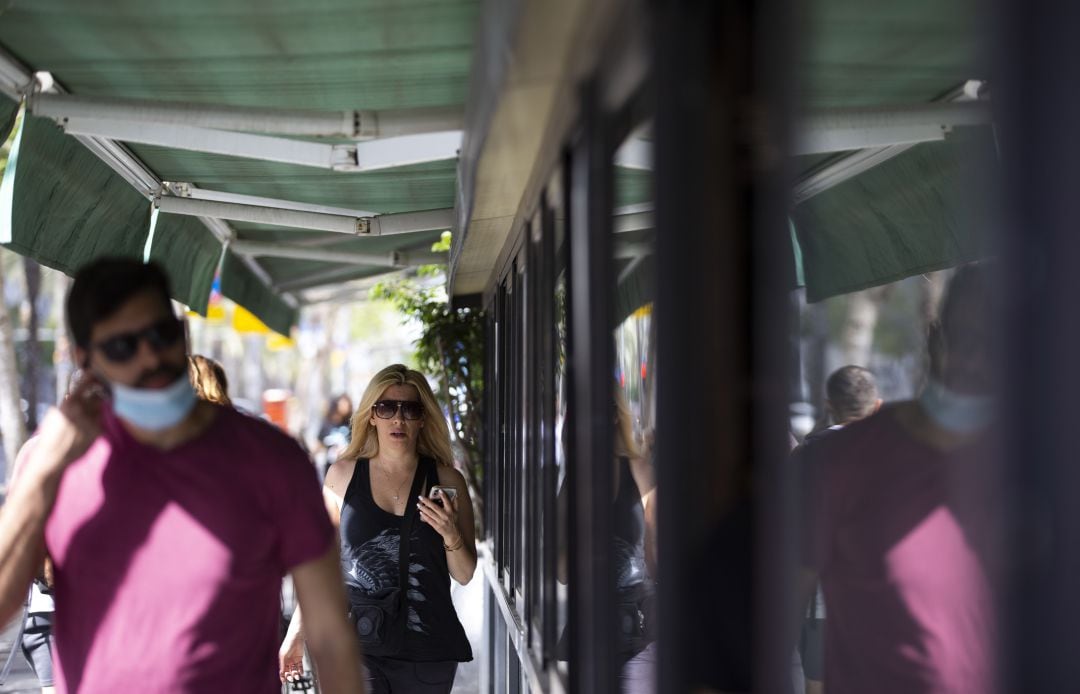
[
  {"left": 797, "top": 264, "right": 999, "bottom": 694},
  {"left": 796, "top": 365, "right": 881, "bottom": 694}
]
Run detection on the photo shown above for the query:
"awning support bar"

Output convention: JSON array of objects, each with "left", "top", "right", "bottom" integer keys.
[
  {"left": 31, "top": 93, "right": 463, "bottom": 140},
  {"left": 794, "top": 82, "right": 986, "bottom": 202},
  {"left": 795, "top": 101, "right": 992, "bottom": 155},
  {"left": 61, "top": 118, "right": 462, "bottom": 171},
  {"left": 155, "top": 196, "right": 455, "bottom": 237},
  {"left": 165, "top": 183, "right": 379, "bottom": 220},
  {"left": 231, "top": 240, "right": 447, "bottom": 268}
]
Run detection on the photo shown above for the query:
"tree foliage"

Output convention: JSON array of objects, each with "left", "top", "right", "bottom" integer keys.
[{"left": 371, "top": 233, "right": 486, "bottom": 517}]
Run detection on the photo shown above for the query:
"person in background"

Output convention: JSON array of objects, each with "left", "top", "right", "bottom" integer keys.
[
  {"left": 316, "top": 394, "right": 354, "bottom": 476},
  {"left": 806, "top": 366, "right": 881, "bottom": 445},
  {"left": 281, "top": 364, "right": 474, "bottom": 694},
  {"left": 795, "top": 365, "right": 881, "bottom": 694},
  {"left": 0, "top": 257, "right": 363, "bottom": 693},
  {"left": 797, "top": 264, "right": 999, "bottom": 694},
  {"left": 8, "top": 438, "right": 56, "bottom": 694},
  {"left": 188, "top": 354, "right": 232, "bottom": 406}
]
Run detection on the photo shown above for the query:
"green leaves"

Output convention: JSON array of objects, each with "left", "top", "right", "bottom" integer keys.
[{"left": 371, "top": 236, "right": 486, "bottom": 512}]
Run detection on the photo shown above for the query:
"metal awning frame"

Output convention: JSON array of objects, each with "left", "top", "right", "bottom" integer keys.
[
  {"left": 30, "top": 93, "right": 463, "bottom": 140},
  {"left": 230, "top": 240, "right": 447, "bottom": 268},
  {"left": 163, "top": 182, "right": 379, "bottom": 219},
  {"left": 275, "top": 263, "right": 397, "bottom": 293},
  {"left": 56, "top": 116, "right": 463, "bottom": 172},
  {"left": 795, "top": 100, "right": 991, "bottom": 155},
  {"left": 794, "top": 80, "right": 988, "bottom": 203},
  {"left": 153, "top": 197, "right": 455, "bottom": 238},
  {"left": 0, "top": 51, "right": 297, "bottom": 310},
  {"left": 0, "top": 47, "right": 460, "bottom": 317}
]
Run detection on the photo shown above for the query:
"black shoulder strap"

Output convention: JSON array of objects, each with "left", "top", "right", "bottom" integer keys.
[{"left": 396, "top": 460, "right": 428, "bottom": 593}]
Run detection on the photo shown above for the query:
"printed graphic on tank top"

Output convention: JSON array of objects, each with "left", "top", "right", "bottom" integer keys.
[
  {"left": 613, "top": 456, "right": 656, "bottom": 659},
  {"left": 339, "top": 457, "right": 472, "bottom": 662}
]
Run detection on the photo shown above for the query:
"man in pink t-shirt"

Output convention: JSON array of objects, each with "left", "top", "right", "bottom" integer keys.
[
  {"left": 797, "top": 265, "right": 1001, "bottom": 694},
  {"left": 0, "top": 258, "right": 364, "bottom": 693}
]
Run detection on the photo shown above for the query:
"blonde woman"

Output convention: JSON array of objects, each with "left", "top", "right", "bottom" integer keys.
[
  {"left": 280, "top": 364, "right": 475, "bottom": 693},
  {"left": 187, "top": 355, "right": 231, "bottom": 406}
]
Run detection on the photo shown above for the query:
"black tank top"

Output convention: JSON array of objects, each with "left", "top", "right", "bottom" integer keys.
[
  {"left": 613, "top": 457, "right": 649, "bottom": 590},
  {"left": 339, "top": 458, "right": 473, "bottom": 662}
]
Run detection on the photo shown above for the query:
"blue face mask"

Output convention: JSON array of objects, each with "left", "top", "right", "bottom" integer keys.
[
  {"left": 919, "top": 379, "right": 994, "bottom": 434},
  {"left": 110, "top": 373, "right": 198, "bottom": 431}
]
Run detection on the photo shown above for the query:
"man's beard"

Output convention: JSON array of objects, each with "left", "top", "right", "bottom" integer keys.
[{"left": 134, "top": 361, "right": 186, "bottom": 388}]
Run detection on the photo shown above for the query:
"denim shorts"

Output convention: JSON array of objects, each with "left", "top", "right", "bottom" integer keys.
[{"left": 21, "top": 612, "right": 55, "bottom": 687}]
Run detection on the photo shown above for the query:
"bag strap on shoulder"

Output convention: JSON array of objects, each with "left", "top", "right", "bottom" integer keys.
[{"left": 396, "top": 458, "right": 431, "bottom": 600}]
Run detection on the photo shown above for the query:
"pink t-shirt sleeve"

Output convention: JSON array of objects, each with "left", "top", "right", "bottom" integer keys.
[{"left": 266, "top": 438, "right": 334, "bottom": 570}]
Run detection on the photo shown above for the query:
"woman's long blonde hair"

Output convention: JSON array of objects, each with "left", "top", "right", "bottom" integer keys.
[
  {"left": 188, "top": 355, "right": 232, "bottom": 406},
  {"left": 339, "top": 364, "right": 455, "bottom": 467},
  {"left": 614, "top": 385, "right": 642, "bottom": 460}
]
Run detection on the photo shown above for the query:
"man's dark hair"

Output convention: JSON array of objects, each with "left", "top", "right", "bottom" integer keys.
[
  {"left": 826, "top": 365, "right": 879, "bottom": 425},
  {"left": 66, "top": 258, "right": 173, "bottom": 348}
]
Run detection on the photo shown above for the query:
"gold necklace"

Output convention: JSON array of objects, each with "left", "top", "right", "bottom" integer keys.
[{"left": 376, "top": 461, "right": 414, "bottom": 504}]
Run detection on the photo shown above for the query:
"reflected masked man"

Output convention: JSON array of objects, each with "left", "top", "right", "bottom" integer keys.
[
  {"left": 0, "top": 258, "right": 364, "bottom": 693},
  {"left": 797, "top": 264, "right": 1000, "bottom": 694}
]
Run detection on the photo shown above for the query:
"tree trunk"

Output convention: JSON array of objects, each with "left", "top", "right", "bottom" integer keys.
[
  {"left": 838, "top": 288, "right": 885, "bottom": 368},
  {"left": 804, "top": 298, "right": 830, "bottom": 424},
  {"left": 53, "top": 273, "right": 72, "bottom": 404},
  {"left": 0, "top": 252, "right": 27, "bottom": 484},
  {"left": 916, "top": 270, "right": 948, "bottom": 388},
  {"left": 23, "top": 257, "right": 41, "bottom": 431},
  {"left": 919, "top": 270, "right": 948, "bottom": 329}
]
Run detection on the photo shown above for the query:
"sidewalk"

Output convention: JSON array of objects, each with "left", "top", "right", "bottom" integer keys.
[
  {"left": 450, "top": 571, "right": 483, "bottom": 694},
  {"left": 0, "top": 576, "right": 484, "bottom": 694}
]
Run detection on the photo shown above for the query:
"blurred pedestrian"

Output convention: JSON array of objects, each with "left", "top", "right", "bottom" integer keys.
[
  {"left": 7, "top": 437, "right": 56, "bottom": 694},
  {"left": 0, "top": 258, "right": 363, "bottom": 693},
  {"left": 797, "top": 264, "right": 999, "bottom": 694},
  {"left": 316, "top": 394, "right": 354, "bottom": 477}
]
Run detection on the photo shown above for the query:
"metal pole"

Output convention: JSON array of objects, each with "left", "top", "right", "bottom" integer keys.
[
  {"left": 996, "top": 0, "right": 1080, "bottom": 690},
  {"left": 369, "top": 209, "right": 456, "bottom": 236},
  {"left": 61, "top": 118, "right": 341, "bottom": 169},
  {"left": 155, "top": 196, "right": 364, "bottom": 235},
  {"left": 653, "top": 0, "right": 793, "bottom": 692},
  {"left": 567, "top": 80, "right": 617, "bottom": 694},
  {"left": 32, "top": 93, "right": 463, "bottom": 139},
  {"left": 230, "top": 242, "right": 394, "bottom": 266}
]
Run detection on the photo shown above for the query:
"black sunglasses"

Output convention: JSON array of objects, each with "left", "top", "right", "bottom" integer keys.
[
  {"left": 91, "top": 317, "right": 184, "bottom": 364},
  {"left": 372, "top": 399, "right": 424, "bottom": 421}
]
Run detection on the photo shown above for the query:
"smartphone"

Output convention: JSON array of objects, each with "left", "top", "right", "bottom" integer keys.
[{"left": 429, "top": 485, "right": 459, "bottom": 505}]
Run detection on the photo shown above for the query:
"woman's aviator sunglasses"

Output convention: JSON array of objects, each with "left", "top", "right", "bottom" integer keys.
[
  {"left": 91, "top": 317, "right": 184, "bottom": 363},
  {"left": 372, "top": 399, "right": 424, "bottom": 421}
]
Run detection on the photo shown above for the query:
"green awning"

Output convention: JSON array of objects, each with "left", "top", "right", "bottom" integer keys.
[
  {"left": 219, "top": 253, "right": 296, "bottom": 337},
  {"left": 3, "top": 114, "right": 222, "bottom": 314},
  {"left": 0, "top": 98, "right": 16, "bottom": 142},
  {"left": 0, "top": 0, "right": 478, "bottom": 333},
  {"left": 790, "top": 0, "right": 995, "bottom": 301},
  {"left": 793, "top": 130, "right": 999, "bottom": 302}
]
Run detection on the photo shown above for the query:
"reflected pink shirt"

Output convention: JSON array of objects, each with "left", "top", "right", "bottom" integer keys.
[
  {"left": 800, "top": 406, "right": 1001, "bottom": 694},
  {"left": 42, "top": 406, "right": 332, "bottom": 694}
]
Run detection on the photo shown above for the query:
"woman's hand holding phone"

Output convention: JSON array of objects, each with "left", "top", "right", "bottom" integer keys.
[{"left": 418, "top": 487, "right": 461, "bottom": 546}]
